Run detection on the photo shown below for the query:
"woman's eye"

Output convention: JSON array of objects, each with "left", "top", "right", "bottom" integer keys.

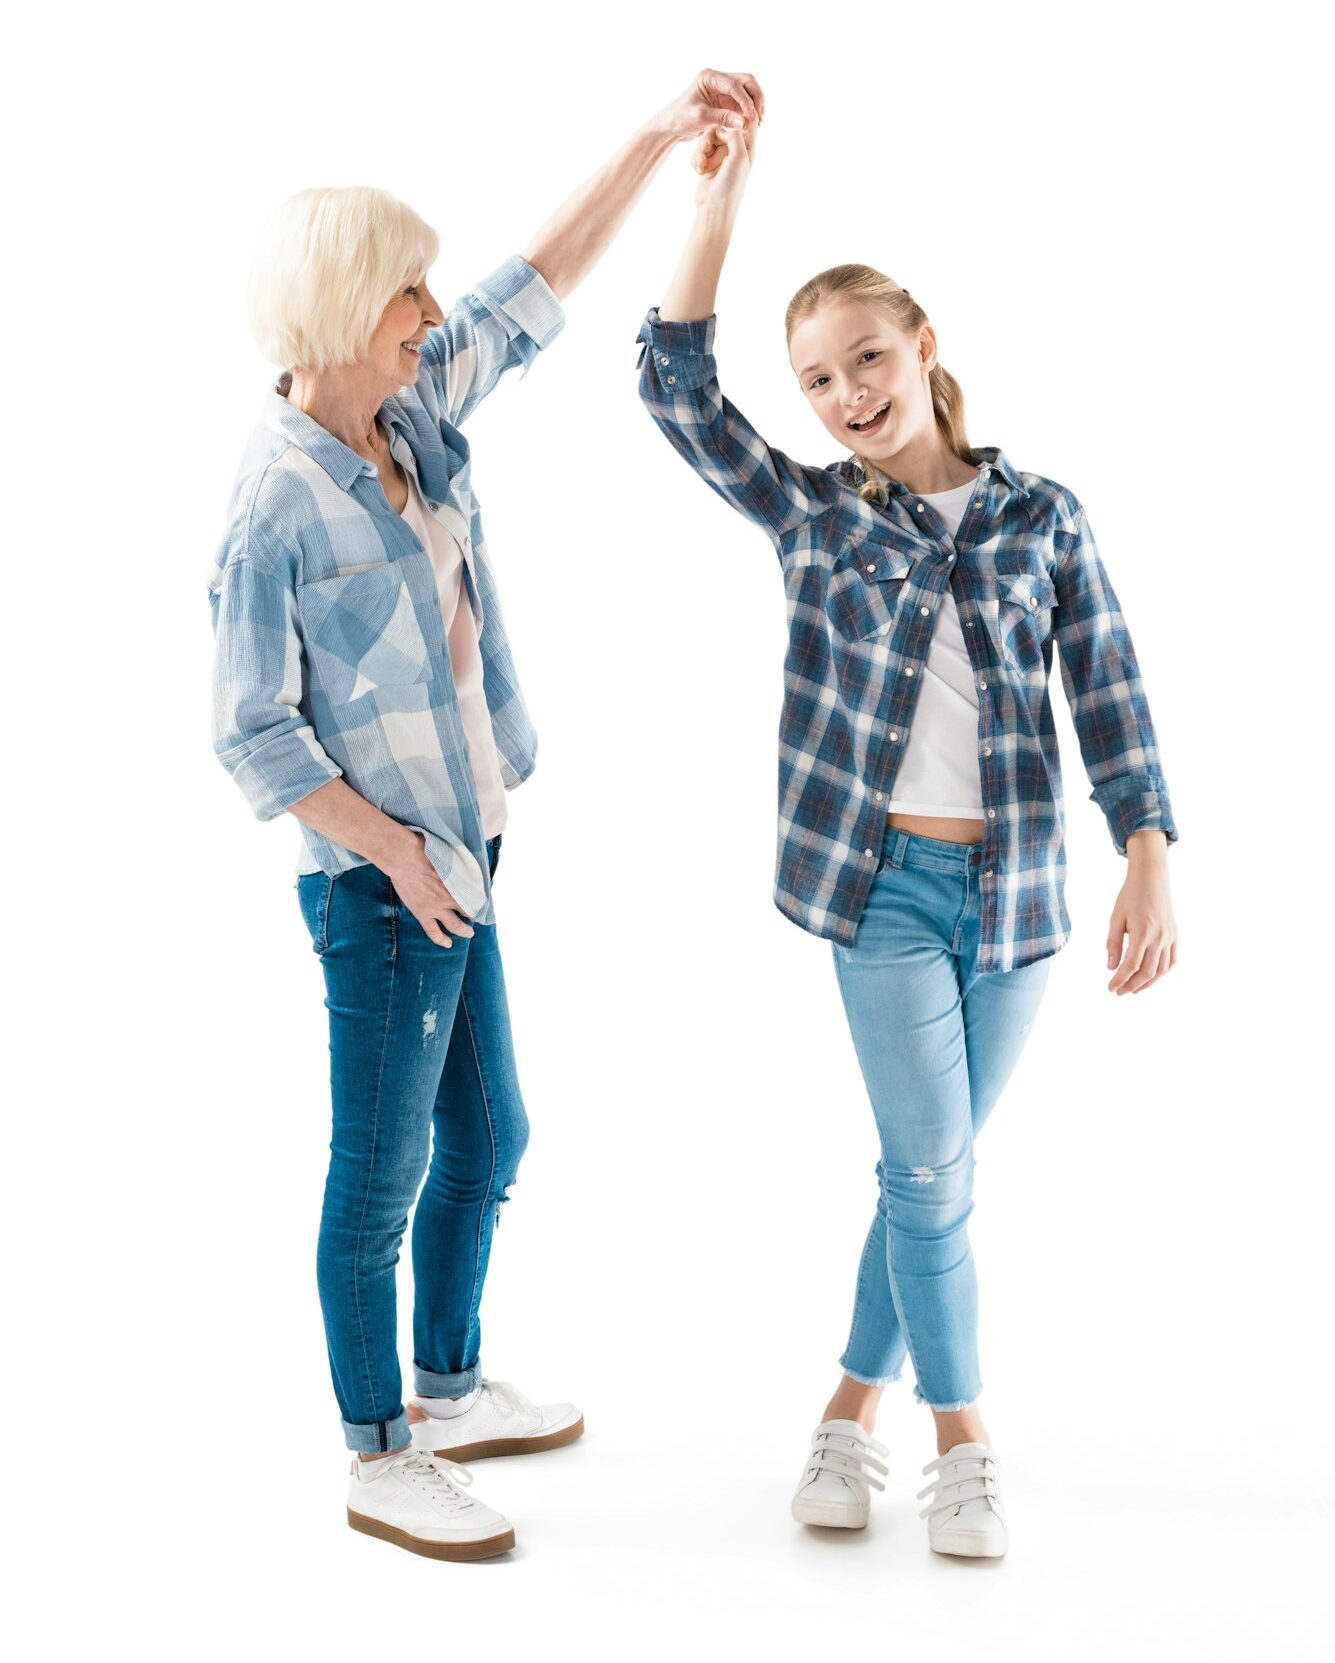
[{"left": 405, "top": 285, "right": 420, "bottom": 297}]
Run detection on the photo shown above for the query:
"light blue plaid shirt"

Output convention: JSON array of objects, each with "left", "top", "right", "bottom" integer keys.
[
  {"left": 637, "top": 308, "right": 1178, "bottom": 973},
  {"left": 209, "top": 256, "right": 564, "bottom": 923}
]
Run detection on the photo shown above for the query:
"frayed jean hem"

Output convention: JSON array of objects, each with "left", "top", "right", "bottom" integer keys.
[{"left": 840, "top": 1361, "right": 903, "bottom": 1388}]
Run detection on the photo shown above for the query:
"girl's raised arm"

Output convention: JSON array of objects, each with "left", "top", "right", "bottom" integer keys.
[{"left": 637, "top": 123, "right": 842, "bottom": 543}]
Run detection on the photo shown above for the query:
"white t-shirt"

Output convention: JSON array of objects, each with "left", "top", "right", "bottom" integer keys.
[
  {"left": 885, "top": 474, "right": 985, "bottom": 820},
  {"left": 399, "top": 472, "right": 508, "bottom": 839}
]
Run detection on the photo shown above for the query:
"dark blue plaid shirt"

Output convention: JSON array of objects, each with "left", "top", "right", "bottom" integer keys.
[{"left": 636, "top": 308, "right": 1177, "bottom": 972}]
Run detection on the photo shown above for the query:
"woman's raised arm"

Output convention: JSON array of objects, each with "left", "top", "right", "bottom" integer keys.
[
  {"left": 523, "top": 69, "right": 764, "bottom": 300},
  {"left": 421, "top": 71, "right": 763, "bottom": 427}
]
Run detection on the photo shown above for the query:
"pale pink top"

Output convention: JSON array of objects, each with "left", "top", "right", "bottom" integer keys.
[{"left": 399, "top": 472, "right": 508, "bottom": 839}]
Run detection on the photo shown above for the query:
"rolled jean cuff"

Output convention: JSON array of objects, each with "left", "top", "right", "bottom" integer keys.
[
  {"left": 839, "top": 1359, "right": 902, "bottom": 1388},
  {"left": 413, "top": 1361, "right": 482, "bottom": 1398},
  {"left": 342, "top": 1411, "right": 412, "bottom": 1454}
]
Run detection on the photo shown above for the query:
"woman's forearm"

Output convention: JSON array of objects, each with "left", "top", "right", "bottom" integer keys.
[
  {"left": 660, "top": 206, "right": 740, "bottom": 322},
  {"left": 286, "top": 777, "right": 418, "bottom": 873},
  {"left": 522, "top": 120, "right": 677, "bottom": 300}
]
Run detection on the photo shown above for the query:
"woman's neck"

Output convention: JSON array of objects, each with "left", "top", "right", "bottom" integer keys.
[{"left": 286, "top": 364, "right": 390, "bottom": 461}]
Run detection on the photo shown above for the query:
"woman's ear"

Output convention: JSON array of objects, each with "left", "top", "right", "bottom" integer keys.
[{"left": 918, "top": 323, "right": 940, "bottom": 376}]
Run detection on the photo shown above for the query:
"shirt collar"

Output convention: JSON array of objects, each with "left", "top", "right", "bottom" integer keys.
[
  {"left": 853, "top": 445, "right": 1029, "bottom": 502},
  {"left": 263, "top": 390, "right": 379, "bottom": 491}
]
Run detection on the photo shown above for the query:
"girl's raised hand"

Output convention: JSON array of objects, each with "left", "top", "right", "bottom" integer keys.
[{"left": 691, "top": 120, "right": 757, "bottom": 214}]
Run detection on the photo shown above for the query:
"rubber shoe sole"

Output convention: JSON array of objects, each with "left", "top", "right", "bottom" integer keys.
[
  {"left": 347, "top": 1508, "right": 515, "bottom": 1561},
  {"left": 929, "top": 1526, "right": 1008, "bottom": 1559},
  {"left": 425, "top": 1413, "right": 585, "bottom": 1462},
  {"left": 791, "top": 1494, "right": 870, "bottom": 1529}
]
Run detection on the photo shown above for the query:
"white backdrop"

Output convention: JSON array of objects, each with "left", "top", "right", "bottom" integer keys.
[{"left": 6, "top": 1, "right": 1331, "bottom": 1656}]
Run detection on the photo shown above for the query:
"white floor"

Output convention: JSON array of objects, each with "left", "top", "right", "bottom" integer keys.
[{"left": 56, "top": 1383, "right": 1324, "bottom": 1661}]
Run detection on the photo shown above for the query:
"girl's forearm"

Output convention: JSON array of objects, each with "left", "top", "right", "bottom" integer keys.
[
  {"left": 522, "top": 120, "right": 677, "bottom": 300},
  {"left": 659, "top": 206, "right": 739, "bottom": 322}
]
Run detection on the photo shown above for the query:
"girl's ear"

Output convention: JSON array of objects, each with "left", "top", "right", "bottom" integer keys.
[{"left": 918, "top": 323, "right": 940, "bottom": 376}]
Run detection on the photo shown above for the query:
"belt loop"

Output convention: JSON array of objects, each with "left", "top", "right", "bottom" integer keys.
[{"left": 889, "top": 830, "right": 910, "bottom": 870}]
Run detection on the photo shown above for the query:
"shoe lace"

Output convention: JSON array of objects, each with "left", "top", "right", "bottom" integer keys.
[
  {"left": 802, "top": 1427, "right": 889, "bottom": 1494},
  {"left": 399, "top": 1451, "right": 483, "bottom": 1516},
  {"left": 916, "top": 1449, "right": 1002, "bottom": 1522},
  {"left": 482, "top": 1379, "right": 540, "bottom": 1417}
]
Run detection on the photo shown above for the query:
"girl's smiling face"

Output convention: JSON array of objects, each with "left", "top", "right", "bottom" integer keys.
[{"left": 789, "top": 296, "right": 940, "bottom": 466}]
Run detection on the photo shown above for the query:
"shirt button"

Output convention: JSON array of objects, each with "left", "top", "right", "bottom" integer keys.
[
  {"left": 985, "top": 869, "right": 994, "bottom": 877},
  {"left": 981, "top": 466, "right": 990, "bottom": 476},
  {"left": 865, "top": 848, "right": 875, "bottom": 858},
  {"left": 660, "top": 355, "right": 670, "bottom": 366},
  {"left": 866, "top": 564, "right": 876, "bottom": 574},
  {"left": 917, "top": 503, "right": 926, "bottom": 513},
  {"left": 1030, "top": 596, "right": 1039, "bottom": 609},
  {"left": 905, "top": 666, "right": 915, "bottom": 677},
  {"left": 979, "top": 679, "right": 987, "bottom": 690},
  {"left": 875, "top": 791, "right": 884, "bottom": 802},
  {"left": 947, "top": 553, "right": 956, "bottom": 562},
  {"left": 920, "top": 605, "right": 930, "bottom": 615},
  {"left": 666, "top": 375, "right": 676, "bottom": 385},
  {"left": 890, "top": 730, "right": 900, "bottom": 741},
  {"left": 982, "top": 745, "right": 993, "bottom": 756},
  {"left": 987, "top": 809, "right": 996, "bottom": 820}
]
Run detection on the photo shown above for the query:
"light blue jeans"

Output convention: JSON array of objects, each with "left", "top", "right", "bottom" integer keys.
[{"left": 833, "top": 828, "right": 1051, "bottom": 1410}]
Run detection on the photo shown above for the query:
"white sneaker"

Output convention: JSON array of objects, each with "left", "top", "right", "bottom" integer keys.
[
  {"left": 346, "top": 1448, "right": 515, "bottom": 1561},
  {"left": 791, "top": 1418, "right": 889, "bottom": 1528},
  {"left": 917, "top": 1442, "right": 1008, "bottom": 1558},
  {"left": 410, "top": 1379, "right": 584, "bottom": 1461}
]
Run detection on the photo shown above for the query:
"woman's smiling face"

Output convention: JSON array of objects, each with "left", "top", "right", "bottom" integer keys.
[
  {"left": 363, "top": 274, "right": 443, "bottom": 388},
  {"left": 789, "top": 296, "right": 939, "bottom": 465}
]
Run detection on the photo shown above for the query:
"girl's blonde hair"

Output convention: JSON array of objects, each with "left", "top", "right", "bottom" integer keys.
[
  {"left": 248, "top": 185, "right": 439, "bottom": 373},
  {"left": 785, "top": 264, "right": 971, "bottom": 501}
]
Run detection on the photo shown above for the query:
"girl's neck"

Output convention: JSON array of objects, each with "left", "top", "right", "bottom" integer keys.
[{"left": 866, "top": 436, "right": 977, "bottom": 499}]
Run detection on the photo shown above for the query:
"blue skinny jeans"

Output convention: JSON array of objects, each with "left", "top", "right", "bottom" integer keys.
[
  {"left": 297, "top": 837, "right": 528, "bottom": 1452},
  {"left": 833, "top": 827, "right": 1050, "bottom": 1410}
]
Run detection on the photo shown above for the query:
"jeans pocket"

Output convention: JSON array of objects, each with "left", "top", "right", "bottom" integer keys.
[{"left": 297, "top": 872, "right": 337, "bottom": 955}]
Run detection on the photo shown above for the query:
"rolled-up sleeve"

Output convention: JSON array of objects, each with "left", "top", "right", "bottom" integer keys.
[
  {"left": 210, "top": 557, "right": 342, "bottom": 819},
  {"left": 635, "top": 308, "right": 837, "bottom": 543},
  {"left": 418, "top": 255, "right": 565, "bottom": 426},
  {"left": 1053, "top": 506, "right": 1179, "bottom": 855}
]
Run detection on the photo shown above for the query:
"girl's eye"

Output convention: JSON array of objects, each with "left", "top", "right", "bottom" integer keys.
[
  {"left": 859, "top": 350, "right": 881, "bottom": 364},
  {"left": 809, "top": 375, "right": 829, "bottom": 390}
]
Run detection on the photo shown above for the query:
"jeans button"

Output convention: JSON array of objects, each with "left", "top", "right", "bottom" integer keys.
[{"left": 970, "top": 851, "right": 982, "bottom": 866}]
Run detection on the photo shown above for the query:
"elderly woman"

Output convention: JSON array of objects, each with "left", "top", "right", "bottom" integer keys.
[{"left": 209, "top": 69, "right": 764, "bottom": 1562}]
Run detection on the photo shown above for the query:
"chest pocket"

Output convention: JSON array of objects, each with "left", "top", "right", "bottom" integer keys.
[
  {"left": 827, "top": 543, "right": 915, "bottom": 642},
  {"left": 297, "top": 564, "right": 435, "bottom": 706},
  {"left": 997, "top": 571, "right": 1057, "bottom": 672}
]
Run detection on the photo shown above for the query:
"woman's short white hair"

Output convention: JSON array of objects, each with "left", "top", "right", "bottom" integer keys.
[{"left": 248, "top": 186, "right": 440, "bottom": 372}]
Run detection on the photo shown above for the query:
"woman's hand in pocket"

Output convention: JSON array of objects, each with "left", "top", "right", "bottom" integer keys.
[{"left": 385, "top": 832, "right": 474, "bottom": 947}]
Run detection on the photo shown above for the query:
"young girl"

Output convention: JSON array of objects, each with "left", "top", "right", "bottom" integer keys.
[{"left": 636, "top": 116, "right": 1178, "bottom": 1559}]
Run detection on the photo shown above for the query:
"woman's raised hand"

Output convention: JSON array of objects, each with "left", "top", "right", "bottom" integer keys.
[{"left": 658, "top": 67, "right": 765, "bottom": 143}]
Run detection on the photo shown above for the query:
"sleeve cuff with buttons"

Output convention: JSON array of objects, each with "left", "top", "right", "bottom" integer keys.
[{"left": 636, "top": 309, "right": 718, "bottom": 391}]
